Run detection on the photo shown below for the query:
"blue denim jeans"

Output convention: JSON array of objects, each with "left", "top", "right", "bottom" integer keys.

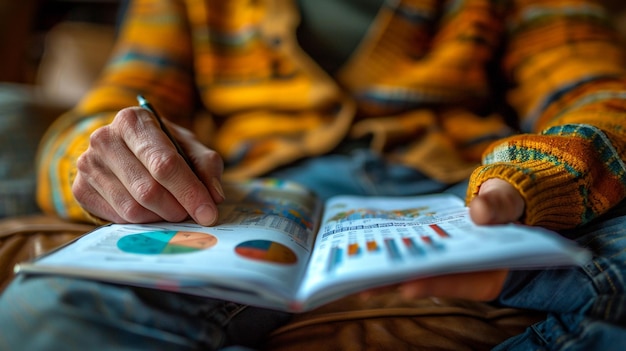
[
  {"left": 1, "top": 150, "right": 625, "bottom": 350},
  {"left": 493, "top": 199, "right": 626, "bottom": 350}
]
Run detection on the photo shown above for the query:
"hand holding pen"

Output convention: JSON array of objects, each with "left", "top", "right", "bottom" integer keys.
[
  {"left": 136, "top": 95, "right": 196, "bottom": 171},
  {"left": 71, "top": 95, "right": 225, "bottom": 226}
]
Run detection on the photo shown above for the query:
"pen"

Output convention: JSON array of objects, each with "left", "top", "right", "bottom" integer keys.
[{"left": 137, "top": 94, "right": 196, "bottom": 171}]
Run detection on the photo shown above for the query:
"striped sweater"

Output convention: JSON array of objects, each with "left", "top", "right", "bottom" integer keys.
[{"left": 37, "top": 0, "right": 626, "bottom": 230}]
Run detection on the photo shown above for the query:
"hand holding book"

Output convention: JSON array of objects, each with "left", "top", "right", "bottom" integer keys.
[
  {"left": 360, "top": 269, "right": 509, "bottom": 302},
  {"left": 358, "top": 178, "right": 523, "bottom": 303}
]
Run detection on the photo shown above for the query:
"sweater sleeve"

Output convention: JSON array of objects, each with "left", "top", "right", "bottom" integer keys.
[
  {"left": 467, "top": 0, "right": 626, "bottom": 230},
  {"left": 36, "top": 0, "right": 196, "bottom": 222}
]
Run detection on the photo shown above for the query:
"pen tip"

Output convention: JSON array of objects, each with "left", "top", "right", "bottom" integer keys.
[{"left": 137, "top": 94, "right": 146, "bottom": 104}]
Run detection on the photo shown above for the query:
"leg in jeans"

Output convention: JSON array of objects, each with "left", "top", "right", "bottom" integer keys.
[
  {"left": 493, "top": 200, "right": 626, "bottom": 350},
  {"left": 0, "top": 275, "right": 290, "bottom": 351}
]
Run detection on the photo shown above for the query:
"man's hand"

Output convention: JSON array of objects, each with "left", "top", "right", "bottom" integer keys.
[
  {"left": 361, "top": 178, "right": 525, "bottom": 302},
  {"left": 72, "top": 107, "right": 225, "bottom": 225}
]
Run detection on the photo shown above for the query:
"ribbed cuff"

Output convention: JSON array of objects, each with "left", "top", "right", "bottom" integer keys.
[{"left": 467, "top": 161, "right": 585, "bottom": 230}]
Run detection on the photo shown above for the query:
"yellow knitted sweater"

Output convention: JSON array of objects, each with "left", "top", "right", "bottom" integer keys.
[{"left": 37, "top": 0, "right": 626, "bottom": 230}]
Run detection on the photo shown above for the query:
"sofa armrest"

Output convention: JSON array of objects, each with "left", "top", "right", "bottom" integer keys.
[{"left": 0, "top": 214, "right": 94, "bottom": 292}]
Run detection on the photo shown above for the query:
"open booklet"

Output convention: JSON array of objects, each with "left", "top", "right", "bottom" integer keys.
[{"left": 17, "top": 179, "right": 589, "bottom": 312}]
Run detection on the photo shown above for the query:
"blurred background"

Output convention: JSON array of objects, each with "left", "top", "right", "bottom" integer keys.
[
  {"left": 0, "top": 0, "right": 124, "bottom": 218},
  {"left": 0, "top": 0, "right": 121, "bottom": 87},
  {"left": 0, "top": 0, "right": 624, "bottom": 219}
]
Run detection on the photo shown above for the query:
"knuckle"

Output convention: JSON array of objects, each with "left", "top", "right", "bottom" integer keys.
[
  {"left": 71, "top": 178, "right": 89, "bottom": 204},
  {"left": 147, "top": 151, "right": 180, "bottom": 180},
  {"left": 132, "top": 179, "right": 161, "bottom": 205},
  {"left": 203, "top": 149, "right": 223, "bottom": 165},
  {"left": 198, "top": 149, "right": 224, "bottom": 172},
  {"left": 179, "top": 186, "right": 197, "bottom": 202},
  {"left": 112, "top": 108, "right": 150, "bottom": 140},
  {"left": 114, "top": 108, "right": 143, "bottom": 128},
  {"left": 75, "top": 153, "right": 90, "bottom": 173},
  {"left": 118, "top": 198, "right": 147, "bottom": 223},
  {"left": 88, "top": 127, "right": 112, "bottom": 149},
  {"left": 71, "top": 180, "right": 117, "bottom": 221},
  {"left": 75, "top": 151, "right": 100, "bottom": 175}
]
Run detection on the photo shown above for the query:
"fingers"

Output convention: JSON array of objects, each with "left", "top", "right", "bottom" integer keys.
[
  {"left": 73, "top": 171, "right": 163, "bottom": 223},
  {"left": 360, "top": 270, "right": 509, "bottom": 302},
  {"left": 73, "top": 107, "right": 224, "bottom": 225},
  {"left": 75, "top": 125, "right": 187, "bottom": 223},
  {"left": 118, "top": 109, "right": 219, "bottom": 225},
  {"left": 396, "top": 270, "right": 509, "bottom": 301},
  {"left": 469, "top": 178, "right": 525, "bottom": 225},
  {"left": 168, "top": 122, "right": 226, "bottom": 205}
]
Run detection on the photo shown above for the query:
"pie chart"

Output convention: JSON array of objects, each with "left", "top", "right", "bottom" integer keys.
[
  {"left": 117, "top": 231, "right": 218, "bottom": 255},
  {"left": 235, "top": 240, "right": 297, "bottom": 265}
]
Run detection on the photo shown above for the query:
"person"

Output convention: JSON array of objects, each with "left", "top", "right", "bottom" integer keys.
[{"left": 1, "top": 0, "right": 626, "bottom": 349}]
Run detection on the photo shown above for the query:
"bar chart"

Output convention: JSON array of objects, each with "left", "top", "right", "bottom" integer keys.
[{"left": 324, "top": 223, "right": 452, "bottom": 273}]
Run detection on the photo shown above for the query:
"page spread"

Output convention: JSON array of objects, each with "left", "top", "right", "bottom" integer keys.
[{"left": 17, "top": 179, "right": 589, "bottom": 312}]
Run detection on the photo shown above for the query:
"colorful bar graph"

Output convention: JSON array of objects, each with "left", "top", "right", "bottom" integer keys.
[
  {"left": 421, "top": 235, "right": 445, "bottom": 251},
  {"left": 348, "top": 242, "right": 360, "bottom": 257},
  {"left": 366, "top": 239, "right": 379, "bottom": 252},
  {"left": 429, "top": 224, "right": 450, "bottom": 238},
  {"left": 326, "top": 246, "right": 343, "bottom": 273},
  {"left": 402, "top": 237, "right": 424, "bottom": 256},
  {"left": 384, "top": 238, "right": 402, "bottom": 262}
]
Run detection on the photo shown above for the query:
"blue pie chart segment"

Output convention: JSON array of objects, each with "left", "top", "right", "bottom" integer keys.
[{"left": 117, "top": 230, "right": 218, "bottom": 255}]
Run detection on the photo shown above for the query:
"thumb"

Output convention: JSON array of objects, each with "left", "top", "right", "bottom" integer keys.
[{"left": 469, "top": 178, "right": 525, "bottom": 225}]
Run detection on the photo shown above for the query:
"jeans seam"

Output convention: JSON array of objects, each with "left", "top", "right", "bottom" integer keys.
[
  {"left": 593, "top": 259, "right": 618, "bottom": 293},
  {"left": 220, "top": 304, "right": 248, "bottom": 327},
  {"left": 530, "top": 322, "right": 550, "bottom": 348}
]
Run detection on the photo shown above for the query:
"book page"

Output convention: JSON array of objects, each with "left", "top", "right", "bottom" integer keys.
[
  {"left": 295, "top": 193, "right": 588, "bottom": 310},
  {"left": 24, "top": 179, "right": 323, "bottom": 304}
]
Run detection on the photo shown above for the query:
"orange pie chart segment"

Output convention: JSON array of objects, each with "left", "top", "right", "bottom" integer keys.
[{"left": 235, "top": 240, "right": 297, "bottom": 265}]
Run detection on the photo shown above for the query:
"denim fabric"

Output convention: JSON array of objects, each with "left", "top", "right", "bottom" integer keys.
[
  {"left": 0, "top": 275, "right": 290, "bottom": 351},
  {"left": 493, "top": 200, "right": 626, "bottom": 351},
  {"left": 268, "top": 149, "right": 463, "bottom": 200}
]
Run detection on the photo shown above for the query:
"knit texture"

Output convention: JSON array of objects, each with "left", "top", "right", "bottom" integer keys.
[{"left": 37, "top": 0, "right": 626, "bottom": 229}]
